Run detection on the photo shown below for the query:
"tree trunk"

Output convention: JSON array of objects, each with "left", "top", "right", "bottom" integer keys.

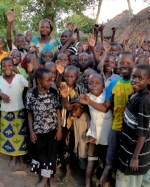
[
  {"left": 95, "top": 0, "right": 103, "bottom": 24},
  {"left": 127, "top": 0, "right": 133, "bottom": 20}
]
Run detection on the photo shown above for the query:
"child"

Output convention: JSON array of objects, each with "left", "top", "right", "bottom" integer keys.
[
  {"left": 135, "top": 48, "right": 144, "bottom": 57},
  {"left": 129, "top": 43, "right": 137, "bottom": 54},
  {"left": 82, "top": 69, "right": 96, "bottom": 91},
  {"left": 58, "top": 30, "right": 77, "bottom": 56},
  {"left": 7, "top": 10, "right": 27, "bottom": 59},
  {"left": 78, "top": 52, "right": 90, "bottom": 72},
  {"left": 68, "top": 55, "right": 79, "bottom": 67},
  {"left": 135, "top": 55, "right": 147, "bottom": 65},
  {"left": 110, "top": 43, "right": 119, "bottom": 58},
  {"left": 116, "top": 64, "right": 150, "bottom": 187},
  {"left": 26, "top": 68, "right": 62, "bottom": 187},
  {"left": 45, "top": 62, "right": 57, "bottom": 89},
  {"left": 0, "top": 57, "right": 28, "bottom": 169},
  {"left": 0, "top": 36, "right": 8, "bottom": 62},
  {"left": 41, "top": 50, "right": 53, "bottom": 65},
  {"left": 79, "top": 73, "right": 113, "bottom": 187}
]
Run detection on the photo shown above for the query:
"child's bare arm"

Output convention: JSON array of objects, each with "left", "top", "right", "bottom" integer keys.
[
  {"left": 55, "top": 109, "right": 62, "bottom": 141},
  {"left": 92, "top": 24, "right": 99, "bottom": 43},
  {"left": 123, "top": 32, "right": 131, "bottom": 51},
  {"left": 129, "top": 136, "right": 146, "bottom": 171},
  {"left": 138, "top": 32, "right": 143, "bottom": 48},
  {"left": 58, "top": 38, "right": 76, "bottom": 55},
  {"left": 6, "top": 10, "right": 15, "bottom": 50},
  {"left": 111, "top": 27, "right": 117, "bottom": 42},
  {"left": 28, "top": 111, "right": 37, "bottom": 144},
  {"left": 98, "top": 24, "right": 105, "bottom": 42},
  {"left": 97, "top": 39, "right": 110, "bottom": 72},
  {"left": 74, "top": 27, "right": 80, "bottom": 42}
]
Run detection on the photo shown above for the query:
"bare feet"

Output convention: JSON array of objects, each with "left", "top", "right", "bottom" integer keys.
[
  {"left": 62, "top": 171, "right": 72, "bottom": 182},
  {"left": 20, "top": 156, "right": 27, "bottom": 168},
  {"left": 36, "top": 177, "right": 48, "bottom": 187},
  {"left": 9, "top": 156, "right": 17, "bottom": 169},
  {"left": 49, "top": 177, "right": 57, "bottom": 187}
]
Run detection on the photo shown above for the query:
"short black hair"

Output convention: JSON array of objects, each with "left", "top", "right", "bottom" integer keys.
[
  {"left": 14, "top": 34, "right": 26, "bottom": 42},
  {"left": 1, "top": 57, "right": 14, "bottom": 67},
  {"left": 135, "top": 64, "right": 150, "bottom": 78},
  {"left": 119, "top": 51, "right": 135, "bottom": 62},
  {"left": 62, "top": 30, "right": 72, "bottom": 37},
  {"left": 0, "top": 36, "right": 4, "bottom": 42},
  {"left": 34, "top": 68, "right": 51, "bottom": 84},
  {"left": 65, "top": 65, "right": 79, "bottom": 75}
]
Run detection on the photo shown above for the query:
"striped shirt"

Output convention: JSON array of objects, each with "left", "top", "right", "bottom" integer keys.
[{"left": 118, "top": 87, "right": 150, "bottom": 175}]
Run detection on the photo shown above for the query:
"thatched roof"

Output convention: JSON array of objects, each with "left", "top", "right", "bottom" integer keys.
[
  {"left": 103, "top": 10, "right": 130, "bottom": 41},
  {"left": 117, "top": 6, "right": 150, "bottom": 44}
]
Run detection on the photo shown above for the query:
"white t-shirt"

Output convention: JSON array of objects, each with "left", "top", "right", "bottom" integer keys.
[
  {"left": 0, "top": 74, "right": 28, "bottom": 111},
  {"left": 86, "top": 92, "right": 113, "bottom": 145}
]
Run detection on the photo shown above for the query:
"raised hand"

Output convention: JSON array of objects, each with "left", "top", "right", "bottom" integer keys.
[
  {"left": 88, "top": 33, "right": 96, "bottom": 47},
  {"left": 111, "top": 27, "right": 117, "bottom": 32},
  {"left": 66, "top": 22, "right": 75, "bottom": 32},
  {"left": 103, "top": 39, "right": 110, "bottom": 52},
  {"left": 138, "top": 32, "right": 143, "bottom": 43},
  {"left": 55, "top": 60, "right": 65, "bottom": 75},
  {"left": 98, "top": 24, "right": 105, "bottom": 32},
  {"left": 141, "top": 43, "right": 148, "bottom": 51},
  {"left": 74, "top": 27, "right": 80, "bottom": 33},
  {"left": 125, "top": 32, "right": 132, "bottom": 42},
  {"left": 27, "top": 63, "right": 34, "bottom": 73},
  {"left": 92, "top": 24, "right": 99, "bottom": 31},
  {"left": 59, "top": 83, "right": 71, "bottom": 98},
  {"left": 81, "top": 42, "right": 89, "bottom": 52},
  {"left": 7, "top": 10, "right": 15, "bottom": 23},
  {"left": 79, "top": 94, "right": 90, "bottom": 105}
]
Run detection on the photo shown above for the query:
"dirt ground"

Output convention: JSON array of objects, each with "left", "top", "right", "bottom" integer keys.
[{"left": 0, "top": 153, "right": 114, "bottom": 187}]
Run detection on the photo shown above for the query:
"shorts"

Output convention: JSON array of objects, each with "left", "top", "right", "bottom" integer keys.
[{"left": 106, "top": 129, "right": 121, "bottom": 167}]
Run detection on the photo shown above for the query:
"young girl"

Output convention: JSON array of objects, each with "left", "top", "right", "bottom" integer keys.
[
  {"left": 0, "top": 57, "right": 28, "bottom": 169},
  {"left": 26, "top": 68, "right": 62, "bottom": 187},
  {"left": 79, "top": 73, "right": 113, "bottom": 187}
]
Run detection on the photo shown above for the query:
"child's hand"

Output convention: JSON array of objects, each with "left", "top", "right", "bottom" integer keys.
[
  {"left": 30, "top": 131, "right": 37, "bottom": 144},
  {"left": 81, "top": 42, "right": 89, "bottom": 52},
  {"left": 79, "top": 94, "right": 90, "bottom": 105},
  {"left": 88, "top": 136, "right": 96, "bottom": 144},
  {"left": 138, "top": 32, "right": 143, "bottom": 43},
  {"left": 55, "top": 60, "right": 65, "bottom": 75},
  {"left": 36, "top": 47, "right": 40, "bottom": 59},
  {"left": 13, "top": 66, "right": 20, "bottom": 74},
  {"left": 111, "top": 27, "right": 117, "bottom": 32},
  {"left": 65, "top": 131, "right": 71, "bottom": 145},
  {"left": 129, "top": 157, "right": 139, "bottom": 171},
  {"left": 74, "top": 27, "right": 80, "bottom": 33},
  {"left": 98, "top": 24, "right": 105, "bottom": 32},
  {"left": 55, "top": 128, "right": 62, "bottom": 141},
  {"left": 59, "top": 83, "right": 71, "bottom": 98},
  {"left": 0, "top": 93, "right": 10, "bottom": 103},
  {"left": 7, "top": 10, "right": 15, "bottom": 23},
  {"left": 92, "top": 24, "right": 99, "bottom": 31},
  {"left": 66, "top": 22, "right": 75, "bottom": 32},
  {"left": 142, "top": 43, "right": 148, "bottom": 51},
  {"left": 88, "top": 34, "right": 96, "bottom": 48},
  {"left": 29, "top": 46, "right": 36, "bottom": 54},
  {"left": 125, "top": 32, "right": 132, "bottom": 42},
  {"left": 103, "top": 39, "right": 110, "bottom": 53}
]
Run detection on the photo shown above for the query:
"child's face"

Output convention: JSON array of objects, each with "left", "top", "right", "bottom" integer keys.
[
  {"left": 131, "top": 68, "right": 150, "bottom": 92},
  {"left": 58, "top": 55, "right": 69, "bottom": 67},
  {"left": 135, "top": 48, "right": 144, "bottom": 57},
  {"left": 15, "top": 36, "right": 26, "bottom": 49},
  {"left": 69, "top": 55, "right": 78, "bottom": 67},
  {"left": 110, "top": 45, "right": 119, "bottom": 56},
  {"left": 79, "top": 54, "right": 89, "bottom": 70},
  {"left": 104, "top": 56, "right": 115, "bottom": 72},
  {"left": 144, "top": 51, "right": 150, "bottom": 59},
  {"left": 39, "top": 72, "right": 53, "bottom": 90},
  {"left": 39, "top": 21, "right": 51, "bottom": 36},
  {"left": 25, "top": 31, "right": 32, "bottom": 42},
  {"left": 60, "top": 31, "right": 70, "bottom": 45},
  {"left": 77, "top": 46, "right": 83, "bottom": 56},
  {"left": 9, "top": 50, "right": 21, "bottom": 65},
  {"left": 135, "top": 57, "right": 145, "bottom": 65},
  {"left": 0, "top": 39, "right": 4, "bottom": 50},
  {"left": 118, "top": 54, "right": 134, "bottom": 78},
  {"left": 64, "top": 69, "right": 78, "bottom": 87},
  {"left": 42, "top": 51, "right": 53, "bottom": 64},
  {"left": 88, "top": 75, "right": 103, "bottom": 96},
  {"left": 1, "top": 60, "right": 13, "bottom": 76},
  {"left": 50, "top": 68, "right": 57, "bottom": 82},
  {"left": 71, "top": 104, "right": 84, "bottom": 118},
  {"left": 129, "top": 44, "right": 137, "bottom": 54},
  {"left": 27, "top": 55, "right": 37, "bottom": 66},
  {"left": 82, "top": 69, "right": 94, "bottom": 88}
]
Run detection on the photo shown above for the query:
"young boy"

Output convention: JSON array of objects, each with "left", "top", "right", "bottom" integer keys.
[
  {"left": 98, "top": 51, "right": 135, "bottom": 187},
  {"left": 0, "top": 36, "right": 8, "bottom": 62},
  {"left": 116, "top": 64, "right": 150, "bottom": 187},
  {"left": 41, "top": 50, "right": 53, "bottom": 65}
]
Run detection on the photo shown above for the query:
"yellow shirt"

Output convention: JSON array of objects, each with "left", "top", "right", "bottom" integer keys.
[{"left": 0, "top": 50, "right": 9, "bottom": 63}]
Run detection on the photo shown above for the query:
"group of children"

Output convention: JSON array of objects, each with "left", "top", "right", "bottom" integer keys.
[{"left": 0, "top": 9, "right": 150, "bottom": 187}]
